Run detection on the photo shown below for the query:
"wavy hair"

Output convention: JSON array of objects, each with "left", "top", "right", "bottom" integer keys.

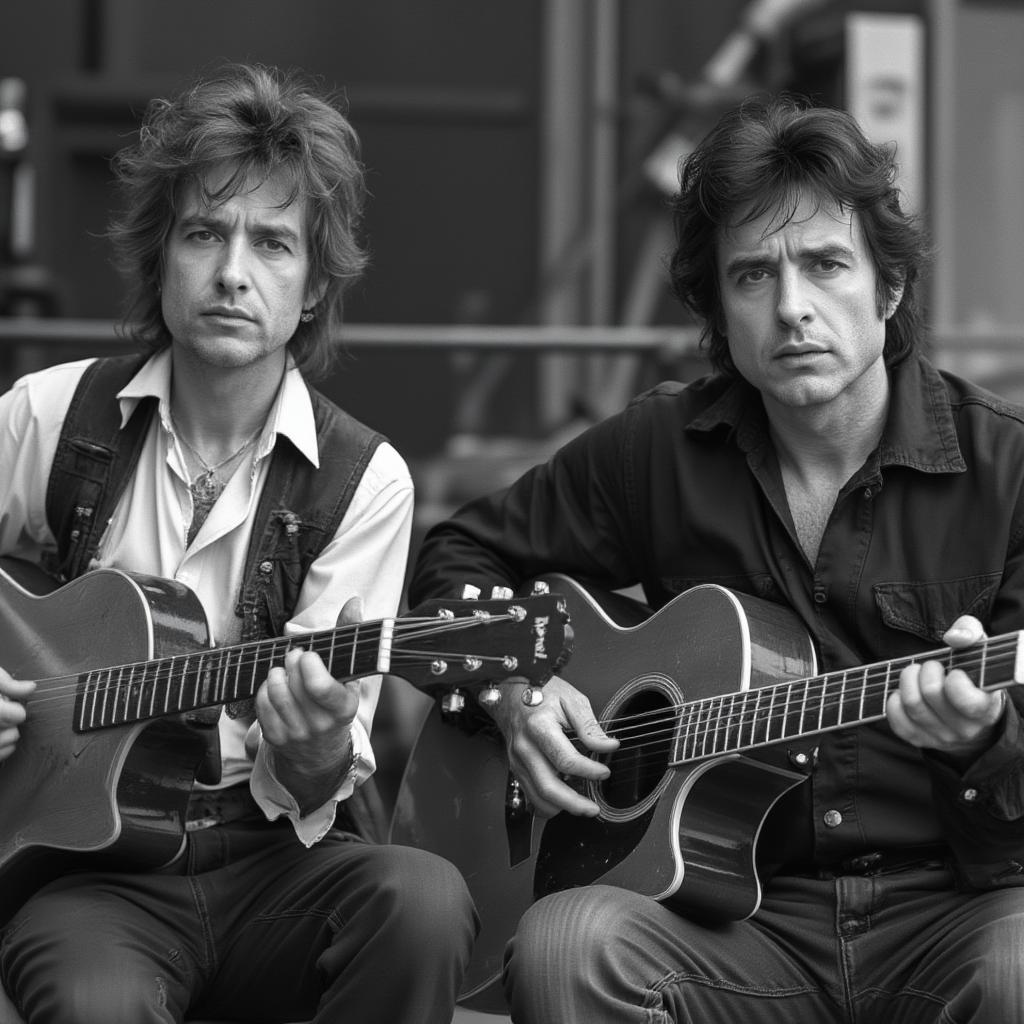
[
  {"left": 109, "top": 63, "right": 367, "bottom": 381},
  {"left": 668, "top": 96, "right": 930, "bottom": 376}
]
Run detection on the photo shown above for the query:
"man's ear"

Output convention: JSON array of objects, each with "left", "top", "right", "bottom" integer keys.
[
  {"left": 885, "top": 280, "right": 905, "bottom": 320},
  {"left": 304, "top": 275, "right": 328, "bottom": 311}
]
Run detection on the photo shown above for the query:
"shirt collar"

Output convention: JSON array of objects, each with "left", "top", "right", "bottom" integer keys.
[
  {"left": 684, "top": 354, "right": 966, "bottom": 475},
  {"left": 116, "top": 349, "right": 321, "bottom": 468}
]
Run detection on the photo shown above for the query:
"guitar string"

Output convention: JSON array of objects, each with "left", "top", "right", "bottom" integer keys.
[
  {"left": 16, "top": 622, "right": 1020, "bottom": 756},
  {"left": 21, "top": 633, "right": 1019, "bottom": 753},
  {"left": 17, "top": 613, "right": 546, "bottom": 714},
  {"left": 23, "top": 641, "right": 1018, "bottom": 740},
  {"left": 562, "top": 646, "right": 1021, "bottom": 772}
]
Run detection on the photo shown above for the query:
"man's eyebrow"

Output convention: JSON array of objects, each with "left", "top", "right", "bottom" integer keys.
[
  {"left": 723, "top": 242, "right": 857, "bottom": 278},
  {"left": 175, "top": 211, "right": 302, "bottom": 245}
]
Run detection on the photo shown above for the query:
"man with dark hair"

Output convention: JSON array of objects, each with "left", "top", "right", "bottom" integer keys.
[
  {"left": 0, "top": 63, "right": 474, "bottom": 1023},
  {"left": 409, "top": 97, "right": 1024, "bottom": 1021}
]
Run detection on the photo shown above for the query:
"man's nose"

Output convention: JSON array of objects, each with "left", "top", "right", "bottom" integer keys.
[
  {"left": 216, "top": 239, "right": 250, "bottom": 293},
  {"left": 775, "top": 267, "right": 812, "bottom": 326}
]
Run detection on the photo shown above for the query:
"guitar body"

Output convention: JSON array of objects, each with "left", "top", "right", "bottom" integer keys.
[
  {"left": 390, "top": 574, "right": 818, "bottom": 1011},
  {"left": 0, "top": 563, "right": 214, "bottom": 925}
]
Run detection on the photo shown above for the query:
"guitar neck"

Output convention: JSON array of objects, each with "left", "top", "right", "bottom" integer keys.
[
  {"left": 73, "top": 621, "right": 385, "bottom": 732},
  {"left": 69, "top": 587, "right": 572, "bottom": 733},
  {"left": 676, "top": 629, "right": 1024, "bottom": 762}
]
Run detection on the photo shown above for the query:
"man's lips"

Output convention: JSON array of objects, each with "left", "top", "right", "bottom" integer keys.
[
  {"left": 203, "top": 306, "right": 254, "bottom": 321},
  {"left": 775, "top": 343, "right": 828, "bottom": 359}
]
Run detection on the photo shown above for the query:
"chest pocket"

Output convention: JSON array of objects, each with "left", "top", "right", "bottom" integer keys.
[{"left": 873, "top": 573, "right": 1002, "bottom": 643}]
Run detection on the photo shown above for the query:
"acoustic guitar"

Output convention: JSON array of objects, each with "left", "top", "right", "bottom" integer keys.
[
  {"left": 390, "top": 572, "right": 1022, "bottom": 1012},
  {"left": 0, "top": 560, "right": 571, "bottom": 926}
]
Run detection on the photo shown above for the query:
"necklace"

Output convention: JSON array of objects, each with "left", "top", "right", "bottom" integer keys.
[{"left": 172, "top": 417, "right": 263, "bottom": 506}]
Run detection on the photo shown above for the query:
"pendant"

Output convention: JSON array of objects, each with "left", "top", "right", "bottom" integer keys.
[{"left": 191, "top": 470, "right": 221, "bottom": 505}]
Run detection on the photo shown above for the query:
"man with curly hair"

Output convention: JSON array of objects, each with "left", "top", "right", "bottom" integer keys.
[
  {"left": 411, "top": 97, "right": 1024, "bottom": 1022},
  {"left": 0, "top": 63, "right": 474, "bottom": 1024}
]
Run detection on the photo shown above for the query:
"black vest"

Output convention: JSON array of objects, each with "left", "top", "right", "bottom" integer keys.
[{"left": 44, "top": 353, "right": 384, "bottom": 643}]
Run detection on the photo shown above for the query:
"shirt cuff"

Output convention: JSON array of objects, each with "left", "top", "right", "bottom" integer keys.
[{"left": 249, "top": 718, "right": 376, "bottom": 847}]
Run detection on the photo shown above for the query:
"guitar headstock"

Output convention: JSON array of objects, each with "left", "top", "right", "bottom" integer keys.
[{"left": 397, "top": 584, "right": 573, "bottom": 700}]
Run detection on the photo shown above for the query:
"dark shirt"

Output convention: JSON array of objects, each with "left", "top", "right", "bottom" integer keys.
[{"left": 410, "top": 354, "right": 1024, "bottom": 889}]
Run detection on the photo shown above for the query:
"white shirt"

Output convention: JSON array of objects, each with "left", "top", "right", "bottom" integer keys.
[{"left": 0, "top": 351, "right": 414, "bottom": 846}]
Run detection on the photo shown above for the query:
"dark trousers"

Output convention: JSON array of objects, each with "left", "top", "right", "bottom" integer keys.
[
  {"left": 505, "top": 866, "right": 1024, "bottom": 1023},
  {"left": 1, "top": 814, "right": 477, "bottom": 1024}
]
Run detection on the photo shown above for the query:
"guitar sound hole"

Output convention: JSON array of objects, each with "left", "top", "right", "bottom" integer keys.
[{"left": 599, "top": 687, "right": 674, "bottom": 810}]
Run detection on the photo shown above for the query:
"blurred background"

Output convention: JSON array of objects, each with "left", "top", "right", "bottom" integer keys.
[
  {"left": 2, "top": 0, "right": 1023, "bottom": 507},
  {"left": 1, "top": 0, "right": 1022, "bottom": 815}
]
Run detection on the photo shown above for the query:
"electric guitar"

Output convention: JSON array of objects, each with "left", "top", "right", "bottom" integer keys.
[
  {"left": 390, "top": 573, "right": 1024, "bottom": 1012},
  {"left": 0, "top": 560, "right": 571, "bottom": 926}
]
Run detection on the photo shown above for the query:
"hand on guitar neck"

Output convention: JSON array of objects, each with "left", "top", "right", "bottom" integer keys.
[
  {"left": 888, "top": 613, "right": 1009, "bottom": 770},
  {"left": 0, "top": 669, "right": 34, "bottom": 763},
  {"left": 484, "top": 674, "right": 619, "bottom": 819},
  {"left": 483, "top": 609, "right": 1008, "bottom": 824},
  {"left": 256, "top": 596, "right": 366, "bottom": 815}
]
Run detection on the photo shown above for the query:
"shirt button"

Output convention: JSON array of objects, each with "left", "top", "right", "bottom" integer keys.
[
  {"left": 813, "top": 586, "right": 828, "bottom": 605},
  {"left": 823, "top": 809, "right": 843, "bottom": 828},
  {"left": 258, "top": 560, "right": 274, "bottom": 575},
  {"left": 962, "top": 788, "right": 979, "bottom": 802}
]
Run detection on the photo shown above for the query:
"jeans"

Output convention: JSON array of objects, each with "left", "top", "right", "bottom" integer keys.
[
  {"left": 504, "top": 866, "right": 1024, "bottom": 1023},
  {"left": 1, "top": 815, "right": 477, "bottom": 1024}
]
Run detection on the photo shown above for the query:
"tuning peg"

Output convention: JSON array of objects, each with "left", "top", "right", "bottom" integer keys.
[
  {"left": 531, "top": 580, "right": 550, "bottom": 595},
  {"left": 461, "top": 583, "right": 481, "bottom": 599},
  {"left": 477, "top": 685, "right": 502, "bottom": 708},
  {"left": 441, "top": 689, "right": 466, "bottom": 715},
  {"left": 521, "top": 687, "right": 544, "bottom": 707},
  {"left": 491, "top": 585, "right": 513, "bottom": 600}
]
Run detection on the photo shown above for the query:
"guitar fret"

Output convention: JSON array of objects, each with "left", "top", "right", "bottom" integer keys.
[
  {"left": 730, "top": 692, "right": 745, "bottom": 751},
  {"left": 245, "top": 645, "right": 262, "bottom": 703},
  {"left": 819, "top": 674, "right": 840, "bottom": 731},
  {"left": 119, "top": 666, "right": 131, "bottom": 724},
  {"left": 99, "top": 668, "right": 111, "bottom": 726},
  {"left": 135, "top": 666, "right": 146, "bottom": 721},
  {"left": 744, "top": 689, "right": 764, "bottom": 748},
  {"left": 687, "top": 702, "right": 701, "bottom": 759},
  {"left": 678, "top": 701, "right": 694, "bottom": 760},
  {"left": 760, "top": 686, "right": 776, "bottom": 746},
  {"left": 685, "top": 700, "right": 703, "bottom": 760},
  {"left": 80, "top": 672, "right": 96, "bottom": 730},
  {"left": 108, "top": 667, "right": 121, "bottom": 725},
  {"left": 699, "top": 699, "right": 714, "bottom": 758},
  {"left": 128, "top": 667, "right": 142, "bottom": 722},
  {"left": 713, "top": 695, "right": 729, "bottom": 754},
  {"left": 211, "top": 650, "right": 224, "bottom": 705},
  {"left": 782, "top": 680, "right": 801, "bottom": 740},
  {"left": 755, "top": 685, "right": 773, "bottom": 745},
  {"left": 734, "top": 692, "right": 749, "bottom": 750},
  {"left": 870, "top": 664, "right": 892, "bottom": 719}
]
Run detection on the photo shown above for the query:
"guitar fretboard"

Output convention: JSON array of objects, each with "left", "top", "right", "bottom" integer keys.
[
  {"left": 73, "top": 624, "right": 385, "bottom": 732},
  {"left": 674, "top": 630, "right": 1023, "bottom": 762}
]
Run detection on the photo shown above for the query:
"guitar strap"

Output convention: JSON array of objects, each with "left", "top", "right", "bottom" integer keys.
[{"left": 44, "top": 353, "right": 391, "bottom": 838}]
